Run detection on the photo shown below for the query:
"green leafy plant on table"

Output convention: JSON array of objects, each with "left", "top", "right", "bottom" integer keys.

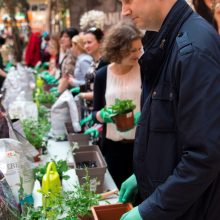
[
  {"left": 33, "top": 160, "right": 70, "bottom": 184},
  {"left": 21, "top": 169, "right": 101, "bottom": 220},
  {"left": 22, "top": 119, "right": 50, "bottom": 149},
  {"left": 38, "top": 92, "right": 56, "bottom": 105}
]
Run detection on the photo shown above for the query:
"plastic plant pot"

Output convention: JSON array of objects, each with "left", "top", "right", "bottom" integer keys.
[
  {"left": 91, "top": 203, "right": 133, "bottom": 220},
  {"left": 73, "top": 149, "right": 107, "bottom": 193},
  {"left": 112, "top": 111, "right": 134, "bottom": 132}
]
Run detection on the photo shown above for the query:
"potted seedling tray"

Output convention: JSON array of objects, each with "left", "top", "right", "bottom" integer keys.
[
  {"left": 73, "top": 148, "right": 107, "bottom": 193},
  {"left": 65, "top": 122, "right": 90, "bottom": 146},
  {"left": 91, "top": 203, "right": 133, "bottom": 220}
]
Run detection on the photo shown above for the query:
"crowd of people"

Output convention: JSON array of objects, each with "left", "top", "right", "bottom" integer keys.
[{"left": 1, "top": 0, "right": 220, "bottom": 219}]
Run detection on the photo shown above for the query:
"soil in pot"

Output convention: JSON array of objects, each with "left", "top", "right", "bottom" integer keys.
[
  {"left": 91, "top": 203, "right": 133, "bottom": 220},
  {"left": 112, "top": 111, "right": 134, "bottom": 132},
  {"left": 76, "top": 160, "right": 97, "bottom": 168}
]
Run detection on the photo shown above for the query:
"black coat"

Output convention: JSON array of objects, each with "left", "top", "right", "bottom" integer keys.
[{"left": 135, "top": 0, "right": 220, "bottom": 219}]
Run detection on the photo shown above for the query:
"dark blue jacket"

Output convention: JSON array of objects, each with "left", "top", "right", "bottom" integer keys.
[{"left": 135, "top": 1, "right": 220, "bottom": 219}]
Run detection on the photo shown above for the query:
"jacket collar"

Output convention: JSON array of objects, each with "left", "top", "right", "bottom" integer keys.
[{"left": 139, "top": 0, "right": 193, "bottom": 84}]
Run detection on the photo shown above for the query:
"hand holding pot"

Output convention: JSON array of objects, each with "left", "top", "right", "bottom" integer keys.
[
  {"left": 119, "top": 174, "right": 138, "bottom": 203},
  {"left": 134, "top": 112, "right": 141, "bottom": 125},
  {"left": 99, "top": 107, "right": 115, "bottom": 123},
  {"left": 120, "top": 206, "right": 142, "bottom": 220}
]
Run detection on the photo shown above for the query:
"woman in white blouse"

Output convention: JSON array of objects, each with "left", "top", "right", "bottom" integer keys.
[{"left": 92, "top": 20, "right": 143, "bottom": 188}]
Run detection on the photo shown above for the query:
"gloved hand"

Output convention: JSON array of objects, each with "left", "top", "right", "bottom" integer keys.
[
  {"left": 80, "top": 114, "right": 93, "bottom": 126},
  {"left": 119, "top": 174, "right": 138, "bottom": 203},
  {"left": 120, "top": 206, "right": 142, "bottom": 220},
  {"left": 134, "top": 112, "right": 141, "bottom": 125},
  {"left": 100, "top": 107, "right": 115, "bottom": 123},
  {"left": 49, "top": 87, "right": 60, "bottom": 97},
  {"left": 84, "top": 127, "right": 99, "bottom": 138},
  {"left": 42, "top": 62, "right": 49, "bottom": 69},
  {"left": 70, "top": 87, "right": 80, "bottom": 94},
  {"left": 41, "top": 71, "right": 58, "bottom": 85}
]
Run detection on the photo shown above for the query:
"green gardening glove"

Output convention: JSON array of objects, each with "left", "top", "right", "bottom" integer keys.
[
  {"left": 42, "top": 62, "right": 49, "bottom": 69},
  {"left": 84, "top": 127, "right": 99, "bottom": 138},
  {"left": 120, "top": 206, "right": 142, "bottom": 220},
  {"left": 80, "top": 114, "right": 93, "bottom": 126},
  {"left": 119, "top": 174, "right": 138, "bottom": 203},
  {"left": 41, "top": 71, "right": 58, "bottom": 84},
  {"left": 49, "top": 87, "right": 60, "bottom": 97},
  {"left": 70, "top": 87, "right": 80, "bottom": 94},
  {"left": 100, "top": 108, "right": 115, "bottom": 123},
  {"left": 134, "top": 112, "right": 141, "bottom": 125}
]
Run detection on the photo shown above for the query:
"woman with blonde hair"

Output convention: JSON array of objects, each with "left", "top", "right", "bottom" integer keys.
[{"left": 68, "top": 35, "right": 92, "bottom": 88}]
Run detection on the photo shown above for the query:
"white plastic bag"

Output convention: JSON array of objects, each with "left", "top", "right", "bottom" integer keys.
[
  {"left": 8, "top": 99, "right": 38, "bottom": 121},
  {"left": 50, "top": 90, "right": 81, "bottom": 137},
  {"left": 2, "top": 63, "right": 35, "bottom": 111},
  {"left": 0, "top": 139, "right": 35, "bottom": 200}
]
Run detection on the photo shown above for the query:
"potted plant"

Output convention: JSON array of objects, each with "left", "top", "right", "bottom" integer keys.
[
  {"left": 110, "top": 98, "right": 136, "bottom": 132},
  {"left": 22, "top": 118, "right": 51, "bottom": 161},
  {"left": 91, "top": 203, "right": 133, "bottom": 220},
  {"left": 33, "top": 160, "right": 70, "bottom": 185}
]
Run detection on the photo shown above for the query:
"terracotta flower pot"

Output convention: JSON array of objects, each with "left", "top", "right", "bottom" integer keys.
[
  {"left": 91, "top": 203, "right": 133, "bottom": 220},
  {"left": 112, "top": 111, "right": 134, "bottom": 132}
]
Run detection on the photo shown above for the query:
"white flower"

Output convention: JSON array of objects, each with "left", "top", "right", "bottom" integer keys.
[{"left": 79, "top": 10, "right": 106, "bottom": 31}]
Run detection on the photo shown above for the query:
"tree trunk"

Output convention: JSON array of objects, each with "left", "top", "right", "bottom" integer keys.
[
  {"left": 46, "top": 0, "right": 52, "bottom": 33},
  {"left": 4, "top": 0, "right": 23, "bottom": 63}
]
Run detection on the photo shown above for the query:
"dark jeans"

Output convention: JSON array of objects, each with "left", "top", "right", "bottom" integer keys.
[{"left": 102, "top": 138, "right": 134, "bottom": 189}]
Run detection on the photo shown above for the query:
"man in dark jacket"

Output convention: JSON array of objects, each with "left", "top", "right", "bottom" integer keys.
[{"left": 118, "top": 0, "right": 220, "bottom": 220}]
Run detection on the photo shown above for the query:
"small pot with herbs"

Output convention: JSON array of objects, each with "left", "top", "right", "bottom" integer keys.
[{"left": 110, "top": 98, "right": 136, "bottom": 132}]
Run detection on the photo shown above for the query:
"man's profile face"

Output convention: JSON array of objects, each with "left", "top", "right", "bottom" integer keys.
[{"left": 119, "top": 0, "right": 162, "bottom": 31}]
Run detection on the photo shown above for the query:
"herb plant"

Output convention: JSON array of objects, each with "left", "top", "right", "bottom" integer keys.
[
  {"left": 38, "top": 92, "right": 56, "bottom": 104},
  {"left": 21, "top": 169, "right": 101, "bottom": 220},
  {"left": 111, "top": 98, "right": 136, "bottom": 115},
  {"left": 22, "top": 119, "right": 50, "bottom": 149}
]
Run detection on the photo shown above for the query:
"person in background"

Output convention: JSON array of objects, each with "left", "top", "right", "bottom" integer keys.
[
  {"left": 24, "top": 32, "right": 41, "bottom": 67},
  {"left": 193, "top": 0, "right": 220, "bottom": 33},
  {"left": 92, "top": 20, "right": 142, "bottom": 188},
  {"left": 40, "top": 32, "right": 51, "bottom": 63},
  {"left": 118, "top": 0, "right": 220, "bottom": 219},
  {"left": 47, "top": 33, "right": 60, "bottom": 77},
  {"left": 78, "top": 27, "right": 107, "bottom": 102},
  {"left": 58, "top": 27, "right": 79, "bottom": 94},
  {"left": 68, "top": 35, "right": 92, "bottom": 88},
  {"left": 0, "top": 36, "right": 6, "bottom": 90}
]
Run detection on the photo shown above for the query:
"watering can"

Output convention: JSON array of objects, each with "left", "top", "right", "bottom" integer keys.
[{"left": 41, "top": 161, "right": 62, "bottom": 208}]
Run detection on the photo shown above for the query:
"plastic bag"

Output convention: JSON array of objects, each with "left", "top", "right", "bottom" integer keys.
[
  {"left": 0, "top": 170, "right": 20, "bottom": 220},
  {"left": 50, "top": 90, "right": 81, "bottom": 137},
  {"left": 0, "top": 139, "right": 35, "bottom": 201},
  {"left": 2, "top": 63, "right": 35, "bottom": 111},
  {"left": 8, "top": 99, "right": 38, "bottom": 121}
]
